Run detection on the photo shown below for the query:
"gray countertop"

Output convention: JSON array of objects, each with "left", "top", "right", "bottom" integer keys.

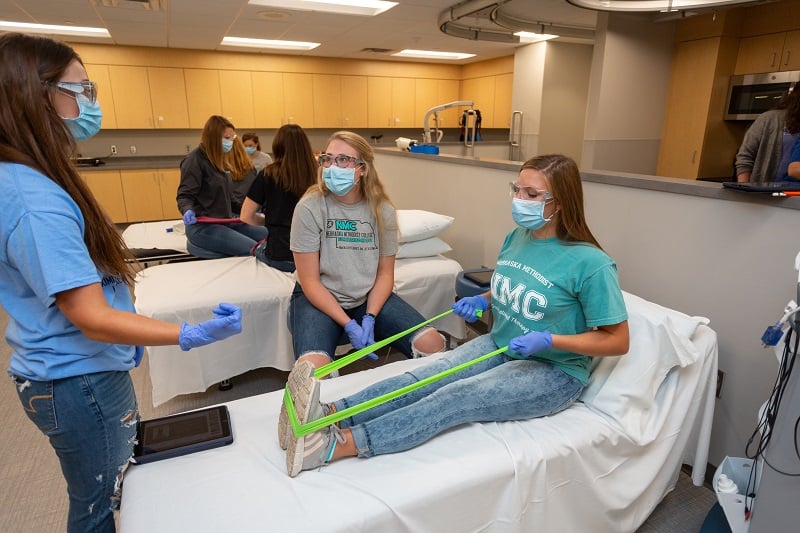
[
  {"left": 75, "top": 155, "right": 185, "bottom": 171},
  {"left": 374, "top": 147, "right": 800, "bottom": 211}
]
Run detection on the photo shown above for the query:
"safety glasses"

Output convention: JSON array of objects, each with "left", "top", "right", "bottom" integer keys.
[{"left": 55, "top": 81, "right": 97, "bottom": 104}]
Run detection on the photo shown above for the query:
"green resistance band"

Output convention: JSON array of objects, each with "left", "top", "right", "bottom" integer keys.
[
  {"left": 313, "top": 308, "right": 478, "bottom": 379},
  {"left": 286, "top": 328, "right": 505, "bottom": 439}
]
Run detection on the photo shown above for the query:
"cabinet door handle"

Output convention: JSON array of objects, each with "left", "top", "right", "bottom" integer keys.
[
  {"left": 785, "top": 50, "right": 791, "bottom": 66},
  {"left": 771, "top": 51, "right": 777, "bottom": 67},
  {"left": 691, "top": 150, "right": 697, "bottom": 165}
]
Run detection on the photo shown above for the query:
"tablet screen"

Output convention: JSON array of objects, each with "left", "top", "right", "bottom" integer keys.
[
  {"left": 464, "top": 270, "right": 493, "bottom": 286},
  {"left": 134, "top": 405, "right": 232, "bottom": 463}
]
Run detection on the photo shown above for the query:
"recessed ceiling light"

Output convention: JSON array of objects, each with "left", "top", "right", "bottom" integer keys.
[
  {"left": 0, "top": 20, "right": 111, "bottom": 38},
  {"left": 221, "top": 36, "right": 320, "bottom": 51},
  {"left": 248, "top": 0, "right": 398, "bottom": 17},
  {"left": 514, "top": 31, "right": 559, "bottom": 44},
  {"left": 392, "top": 49, "right": 475, "bottom": 60}
]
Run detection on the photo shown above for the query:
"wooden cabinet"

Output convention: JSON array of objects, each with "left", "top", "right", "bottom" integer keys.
[
  {"left": 82, "top": 170, "right": 127, "bottom": 223},
  {"left": 219, "top": 70, "right": 255, "bottom": 128},
  {"left": 461, "top": 76, "right": 497, "bottom": 127},
  {"left": 313, "top": 74, "right": 368, "bottom": 129},
  {"left": 367, "top": 77, "right": 415, "bottom": 128},
  {"left": 148, "top": 67, "right": 190, "bottom": 128},
  {"left": 185, "top": 69, "right": 222, "bottom": 129},
  {"left": 252, "top": 72, "right": 285, "bottom": 128},
  {"left": 108, "top": 66, "right": 154, "bottom": 128},
  {"left": 84, "top": 64, "right": 117, "bottom": 129},
  {"left": 158, "top": 169, "right": 182, "bottom": 220},
  {"left": 735, "top": 30, "right": 800, "bottom": 73},
  {"left": 283, "top": 73, "right": 314, "bottom": 126},
  {"left": 120, "top": 170, "right": 163, "bottom": 222},
  {"left": 493, "top": 73, "right": 513, "bottom": 128}
]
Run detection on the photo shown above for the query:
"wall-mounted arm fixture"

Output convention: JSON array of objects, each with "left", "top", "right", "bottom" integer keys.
[{"left": 423, "top": 100, "right": 474, "bottom": 144}]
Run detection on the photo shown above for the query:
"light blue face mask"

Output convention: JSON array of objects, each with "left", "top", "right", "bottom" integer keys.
[
  {"left": 222, "top": 139, "right": 234, "bottom": 153},
  {"left": 62, "top": 94, "right": 102, "bottom": 141},
  {"left": 245, "top": 146, "right": 257, "bottom": 155},
  {"left": 511, "top": 197, "right": 554, "bottom": 230},
  {"left": 322, "top": 166, "right": 357, "bottom": 196}
]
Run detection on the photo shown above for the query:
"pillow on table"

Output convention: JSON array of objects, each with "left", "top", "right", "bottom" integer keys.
[
  {"left": 580, "top": 291, "right": 710, "bottom": 444},
  {"left": 397, "top": 210, "right": 454, "bottom": 243},
  {"left": 396, "top": 237, "right": 452, "bottom": 259}
]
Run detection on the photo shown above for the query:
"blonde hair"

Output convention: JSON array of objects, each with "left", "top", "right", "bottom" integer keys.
[{"left": 309, "top": 130, "right": 396, "bottom": 239}]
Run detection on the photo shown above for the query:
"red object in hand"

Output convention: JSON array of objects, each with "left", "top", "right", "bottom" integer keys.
[{"left": 196, "top": 216, "right": 242, "bottom": 224}]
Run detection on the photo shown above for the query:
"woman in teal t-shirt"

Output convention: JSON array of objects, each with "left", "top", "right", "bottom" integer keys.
[{"left": 282, "top": 154, "right": 630, "bottom": 478}]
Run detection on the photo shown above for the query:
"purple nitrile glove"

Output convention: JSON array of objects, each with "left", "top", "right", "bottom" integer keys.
[
  {"left": 182, "top": 209, "right": 197, "bottom": 225},
  {"left": 344, "top": 319, "right": 366, "bottom": 350},
  {"left": 508, "top": 330, "right": 553, "bottom": 357},
  {"left": 452, "top": 295, "right": 488, "bottom": 323},
  {"left": 359, "top": 314, "right": 379, "bottom": 361},
  {"left": 178, "top": 302, "right": 242, "bottom": 351}
]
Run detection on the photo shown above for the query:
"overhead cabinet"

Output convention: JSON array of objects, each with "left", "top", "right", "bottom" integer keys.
[
  {"left": 367, "top": 77, "right": 416, "bottom": 128},
  {"left": 735, "top": 30, "right": 800, "bottom": 73}
]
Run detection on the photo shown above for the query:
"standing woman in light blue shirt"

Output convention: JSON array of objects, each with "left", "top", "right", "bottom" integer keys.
[{"left": 0, "top": 33, "right": 242, "bottom": 533}]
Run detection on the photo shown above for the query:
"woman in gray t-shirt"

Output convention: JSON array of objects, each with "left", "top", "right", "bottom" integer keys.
[{"left": 278, "top": 131, "right": 447, "bottom": 450}]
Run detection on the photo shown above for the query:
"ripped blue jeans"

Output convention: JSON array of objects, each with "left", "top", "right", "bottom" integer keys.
[{"left": 11, "top": 371, "right": 138, "bottom": 533}]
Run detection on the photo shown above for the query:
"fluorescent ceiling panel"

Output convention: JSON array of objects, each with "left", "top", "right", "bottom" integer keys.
[
  {"left": 392, "top": 49, "right": 475, "bottom": 60},
  {"left": 248, "top": 0, "right": 398, "bottom": 17},
  {"left": 515, "top": 31, "right": 559, "bottom": 43},
  {"left": 0, "top": 20, "right": 111, "bottom": 38},
  {"left": 221, "top": 36, "right": 320, "bottom": 50}
]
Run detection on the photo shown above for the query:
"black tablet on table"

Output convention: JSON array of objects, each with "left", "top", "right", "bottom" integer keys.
[{"left": 133, "top": 405, "right": 233, "bottom": 464}]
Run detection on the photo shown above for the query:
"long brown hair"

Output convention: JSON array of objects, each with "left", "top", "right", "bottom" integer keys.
[
  {"left": 0, "top": 33, "right": 135, "bottom": 282},
  {"left": 199, "top": 115, "right": 233, "bottom": 173},
  {"left": 310, "top": 130, "right": 396, "bottom": 239},
  {"left": 520, "top": 154, "right": 602, "bottom": 249},
  {"left": 266, "top": 124, "right": 317, "bottom": 197},
  {"left": 225, "top": 135, "right": 255, "bottom": 181}
]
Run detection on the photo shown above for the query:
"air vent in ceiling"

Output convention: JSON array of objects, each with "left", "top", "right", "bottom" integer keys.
[{"left": 361, "top": 47, "right": 393, "bottom": 53}]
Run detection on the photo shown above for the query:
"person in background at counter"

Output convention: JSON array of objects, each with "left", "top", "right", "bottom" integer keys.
[
  {"left": 735, "top": 88, "right": 800, "bottom": 182},
  {"left": 0, "top": 33, "right": 243, "bottom": 532},
  {"left": 226, "top": 135, "right": 258, "bottom": 216},
  {"left": 242, "top": 132, "right": 273, "bottom": 172},
  {"left": 177, "top": 115, "right": 268, "bottom": 257},
  {"left": 240, "top": 124, "right": 317, "bottom": 273}
]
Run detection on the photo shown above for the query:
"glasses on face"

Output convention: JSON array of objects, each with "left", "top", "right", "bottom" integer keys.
[
  {"left": 510, "top": 182, "right": 553, "bottom": 201},
  {"left": 55, "top": 81, "right": 97, "bottom": 104},
  {"left": 223, "top": 133, "right": 237, "bottom": 141},
  {"left": 317, "top": 153, "right": 364, "bottom": 168}
]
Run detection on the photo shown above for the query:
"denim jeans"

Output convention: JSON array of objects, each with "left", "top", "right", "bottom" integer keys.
[
  {"left": 185, "top": 222, "right": 268, "bottom": 257},
  {"left": 288, "top": 283, "right": 428, "bottom": 360},
  {"left": 332, "top": 334, "right": 583, "bottom": 457},
  {"left": 11, "top": 371, "right": 138, "bottom": 533}
]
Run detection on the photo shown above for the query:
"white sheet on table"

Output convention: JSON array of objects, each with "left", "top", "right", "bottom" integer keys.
[
  {"left": 122, "top": 220, "right": 187, "bottom": 252},
  {"left": 134, "top": 255, "right": 466, "bottom": 406},
  {"left": 120, "top": 324, "right": 716, "bottom": 533}
]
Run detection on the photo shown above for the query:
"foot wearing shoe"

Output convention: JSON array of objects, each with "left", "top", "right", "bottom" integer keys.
[
  {"left": 286, "top": 417, "right": 345, "bottom": 477},
  {"left": 278, "top": 360, "right": 317, "bottom": 450}
]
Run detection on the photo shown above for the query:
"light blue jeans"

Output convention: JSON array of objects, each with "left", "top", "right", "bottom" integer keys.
[
  {"left": 185, "top": 222, "right": 268, "bottom": 257},
  {"left": 332, "top": 334, "right": 583, "bottom": 457},
  {"left": 11, "top": 371, "right": 138, "bottom": 533}
]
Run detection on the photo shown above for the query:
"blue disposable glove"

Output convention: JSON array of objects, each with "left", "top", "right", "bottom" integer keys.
[
  {"left": 344, "top": 319, "right": 366, "bottom": 350},
  {"left": 452, "top": 295, "right": 488, "bottom": 323},
  {"left": 508, "top": 330, "right": 553, "bottom": 357},
  {"left": 359, "top": 314, "right": 379, "bottom": 361},
  {"left": 183, "top": 209, "right": 197, "bottom": 225},
  {"left": 178, "top": 302, "right": 242, "bottom": 351}
]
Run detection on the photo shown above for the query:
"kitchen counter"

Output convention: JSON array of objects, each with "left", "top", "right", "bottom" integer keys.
[
  {"left": 374, "top": 147, "right": 800, "bottom": 212},
  {"left": 75, "top": 155, "right": 185, "bottom": 171}
]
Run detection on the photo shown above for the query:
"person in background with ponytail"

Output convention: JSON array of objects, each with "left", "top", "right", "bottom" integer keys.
[{"left": 0, "top": 33, "right": 243, "bottom": 532}]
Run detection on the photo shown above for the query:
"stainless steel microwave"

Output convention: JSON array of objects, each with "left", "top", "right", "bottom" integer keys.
[{"left": 725, "top": 70, "right": 800, "bottom": 120}]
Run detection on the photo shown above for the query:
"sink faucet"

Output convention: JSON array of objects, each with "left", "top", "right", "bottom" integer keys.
[{"left": 423, "top": 100, "right": 474, "bottom": 144}]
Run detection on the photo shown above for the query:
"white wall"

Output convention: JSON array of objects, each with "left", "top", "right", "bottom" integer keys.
[{"left": 376, "top": 149, "right": 799, "bottom": 468}]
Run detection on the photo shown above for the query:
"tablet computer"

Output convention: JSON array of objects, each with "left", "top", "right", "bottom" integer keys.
[
  {"left": 133, "top": 405, "right": 233, "bottom": 464},
  {"left": 464, "top": 270, "right": 494, "bottom": 286}
]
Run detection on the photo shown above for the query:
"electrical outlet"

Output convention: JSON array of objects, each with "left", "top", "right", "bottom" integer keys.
[
  {"left": 129, "top": 145, "right": 137, "bottom": 154},
  {"left": 717, "top": 369, "right": 724, "bottom": 398},
  {"left": 110, "top": 145, "right": 117, "bottom": 155}
]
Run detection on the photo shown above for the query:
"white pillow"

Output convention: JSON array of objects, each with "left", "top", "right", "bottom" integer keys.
[
  {"left": 397, "top": 210, "right": 454, "bottom": 243},
  {"left": 396, "top": 237, "right": 452, "bottom": 259},
  {"left": 580, "top": 291, "right": 710, "bottom": 444}
]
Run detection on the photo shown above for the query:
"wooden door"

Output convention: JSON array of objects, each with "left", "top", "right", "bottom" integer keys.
[
  {"left": 157, "top": 169, "right": 182, "bottom": 220},
  {"left": 252, "top": 72, "right": 285, "bottom": 128},
  {"left": 367, "top": 77, "right": 392, "bottom": 128},
  {"left": 437, "top": 79, "right": 461, "bottom": 128},
  {"left": 108, "top": 65, "right": 153, "bottom": 128},
  {"left": 461, "top": 76, "right": 496, "bottom": 127},
  {"left": 313, "top": 74, "right": 342, "bottom": 128},
  {"left": 781, "top": 30, "right": 800, "bottom": 71},
  {"left": 82, "top": 171, "right": 127, "bottom": 223},
  {"left": 84, "top": 64, "right": 117, "bottom": 129},
  {"left": 414, "top": 78, "right": 438, "bottom": 129},
  {"left": 493, "top": 73, "right": 513, "bottom": 129},
  {"left": 283, "top": 73, "right": 314, "bottom": 127},
  {"left": 391, "top": 77, "right": 415, "bottom": 128},
  {"left": 120, "top": 170, "right": 164, "bottom": 222},
  {"left": 735, "top": 32, "right": 787, "bottom": 74},
  {"left": 148, "top": 67, "right": 190, "bottom": 128},
  {"left": 184, "top": 69, "right": 222, "bottom": 129},
  {"left": 340, "top": 75, "right": 367, "bottom": 128}
]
